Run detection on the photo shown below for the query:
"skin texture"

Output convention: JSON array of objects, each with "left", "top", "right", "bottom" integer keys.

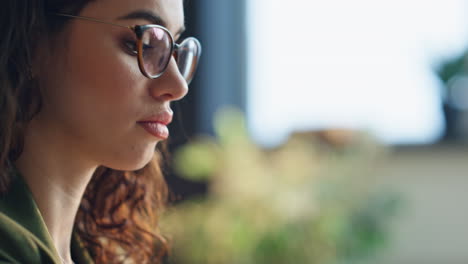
[{"left": 14, "top": 0, "right": 187, "bottom": 262}]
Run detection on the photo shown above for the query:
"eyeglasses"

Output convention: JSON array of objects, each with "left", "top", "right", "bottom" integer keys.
[{"left": 55, "top": 13, "right": 202, "bottom": 84}]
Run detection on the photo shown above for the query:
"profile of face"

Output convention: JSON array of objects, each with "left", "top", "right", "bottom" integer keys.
[{"left": 32, "top": 0, "right": 188, "bottom": 170}]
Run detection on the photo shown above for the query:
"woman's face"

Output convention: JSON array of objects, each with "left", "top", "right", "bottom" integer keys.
[{"left": 34, "top": 0, "right": 187, "bottom": 170}]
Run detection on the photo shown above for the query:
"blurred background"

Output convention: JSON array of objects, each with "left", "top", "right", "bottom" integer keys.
[{"left": 163, "top": 0, "right": 468, "bottom": 263}]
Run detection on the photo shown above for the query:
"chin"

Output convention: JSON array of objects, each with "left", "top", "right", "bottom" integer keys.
[
  {"left": 103, "top": 147, "right": 156, "bottom": 171},
  {"left": 105, "top": 158, "right": 153, "bottom": 171}
]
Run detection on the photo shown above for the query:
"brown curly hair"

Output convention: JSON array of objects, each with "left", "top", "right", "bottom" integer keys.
[{"left": 0, "top": 0, "right": 170, "bottom": 262}]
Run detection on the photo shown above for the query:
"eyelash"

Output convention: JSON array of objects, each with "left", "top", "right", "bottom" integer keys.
[
  {"left": 123, "top": 40, "right": 154, "bottom": 55},
  {"left": 123, "top": 39, "right": 138, "bottom": 55}
]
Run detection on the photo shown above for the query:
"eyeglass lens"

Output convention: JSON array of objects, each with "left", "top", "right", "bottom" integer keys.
[
  {"left": 141, "top": 27, "right": 172, "bottom": 78},
  {"left": 176, "top": 38, "right": 201, "bottom": 84},
  {"left": 141, "top": 27, "right": 201, "bottom": 83}
]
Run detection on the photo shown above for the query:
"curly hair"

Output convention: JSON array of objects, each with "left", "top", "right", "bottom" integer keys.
[{"left": 0, "top": 0, "right": 170, "bottom": 262}]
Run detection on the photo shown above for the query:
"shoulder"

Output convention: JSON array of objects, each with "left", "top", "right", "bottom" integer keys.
[{"left": 0, "top": 212, "right": 58, "bottom": 263}]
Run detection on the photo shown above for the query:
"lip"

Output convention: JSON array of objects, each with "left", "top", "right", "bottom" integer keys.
[
  {"left": 138, "top": 122, "right": 169, "bottom": 139},
  {"left": 138, "top": 111, "right": 173, "bottom": 125},
  {"left": 137, "top": 112, "right": 173, "bottom": 139}
]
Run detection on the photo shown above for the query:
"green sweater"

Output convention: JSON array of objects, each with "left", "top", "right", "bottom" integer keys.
[{"left": 0, "top": 172, "right": 94, "bottom": 263}]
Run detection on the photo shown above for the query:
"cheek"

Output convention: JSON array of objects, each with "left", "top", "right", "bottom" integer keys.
[
  {"left": 39, "top": 28, "right": 156, "bottom": 169},
  {"left": 69, "top": 34, "right": 139, "bottom": 100},
  {"left": 52, "top": 42, "right": 139, "bottom": 132},
  {"left": 68, "top": 24, "right": 145, "bottom": 114}
]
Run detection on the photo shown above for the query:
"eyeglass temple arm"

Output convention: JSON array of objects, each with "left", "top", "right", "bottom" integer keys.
[{"left": 54, "top": 13, "right": 133, "bottom": 30}]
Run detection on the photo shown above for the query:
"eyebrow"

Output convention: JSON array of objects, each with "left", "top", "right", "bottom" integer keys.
[{"left": 118, "top": 10, "right": 186, "bottom": 37}]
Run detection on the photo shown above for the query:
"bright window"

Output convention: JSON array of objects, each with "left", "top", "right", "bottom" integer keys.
[{"left": 247, "top": 0, "right": 468, "bottom": 146}]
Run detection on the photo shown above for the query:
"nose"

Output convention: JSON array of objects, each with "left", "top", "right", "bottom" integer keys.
[{"left": 148, "top": 58, "right": 188, "bottom": 101}]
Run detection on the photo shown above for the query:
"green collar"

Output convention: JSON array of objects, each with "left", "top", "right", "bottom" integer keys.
[{"left": 0, "top": 170, "right": 93, "bottom": 263}]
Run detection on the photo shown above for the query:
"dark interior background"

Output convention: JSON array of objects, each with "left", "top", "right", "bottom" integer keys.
[{"left": 165, "top": 0, "right": 247, "bottom": 201}]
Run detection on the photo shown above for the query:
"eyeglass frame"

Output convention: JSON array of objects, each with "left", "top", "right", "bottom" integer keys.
[{"left": 54, "top": 13, "right": 201, "bottom": 82}]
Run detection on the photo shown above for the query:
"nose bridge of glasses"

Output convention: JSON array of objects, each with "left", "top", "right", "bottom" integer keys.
[{"left": 174, "top": 38, "right": 201, "bottom": 53}]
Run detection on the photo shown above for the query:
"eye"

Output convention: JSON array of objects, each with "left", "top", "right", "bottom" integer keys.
[
  {"left": 124, "top": 39, "right": 155, "bottom": 54},
  {"left": 123, "top": 40, "right": 138, "bottom": 55},
  {"left": 142, "top": 43, "right": 154, "bottom": 50}
]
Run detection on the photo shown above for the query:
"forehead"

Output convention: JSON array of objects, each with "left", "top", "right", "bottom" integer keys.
[{"left": 80, "top": 0, "right": 184, "bottom": 34}]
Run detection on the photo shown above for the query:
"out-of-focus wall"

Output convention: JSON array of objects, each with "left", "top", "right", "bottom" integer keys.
[{"left": 376, "top": 145, "right": 468, "bottom": 264}]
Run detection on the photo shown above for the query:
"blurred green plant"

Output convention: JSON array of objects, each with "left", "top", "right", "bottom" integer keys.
[{"left": 163, "top": 107, "right": 400, "bottom": 264}]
